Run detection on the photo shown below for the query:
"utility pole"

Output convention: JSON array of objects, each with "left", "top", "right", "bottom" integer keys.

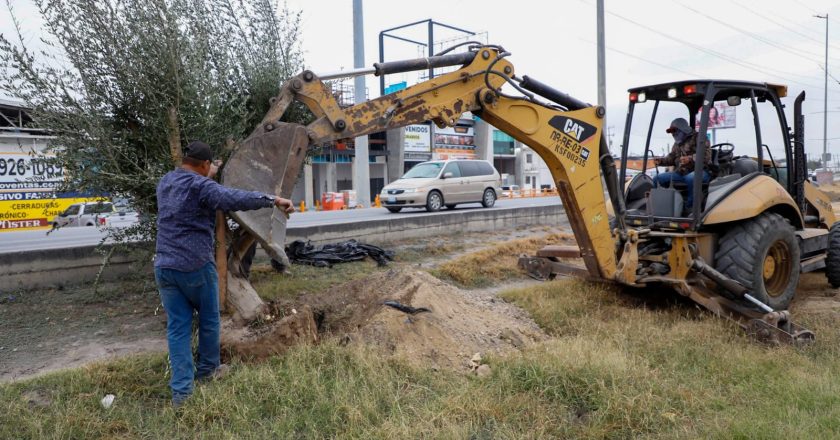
[
  {"left": 596, "top": 0, "right": 606, "bottom": 110},
  {"left": 353, "top": 0, "right": 371, "bottom": 207},
  {"left": 815, "top": 13, "right": 829, "bottom": 170}
]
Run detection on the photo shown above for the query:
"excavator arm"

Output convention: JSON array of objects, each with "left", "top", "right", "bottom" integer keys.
[{"left": 226, "top": 46, "right": 623, "bottom": 280}]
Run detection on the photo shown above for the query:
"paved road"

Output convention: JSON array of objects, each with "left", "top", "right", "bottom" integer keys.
[{"left": 0, "top": 197, "right": 561, "bottom": 253}]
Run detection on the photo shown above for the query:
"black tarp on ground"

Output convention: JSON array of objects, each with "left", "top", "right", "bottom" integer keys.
[{"left": 282, "top": 239, "right": 395, "bottom": 268}]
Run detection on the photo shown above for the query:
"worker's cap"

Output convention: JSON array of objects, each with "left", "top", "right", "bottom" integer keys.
[
  {"left": 184, "top": 141, "right": 213, "bottom": 161},
  {"left": 665, "top": 118, "right": 692, "bottom": 135}
]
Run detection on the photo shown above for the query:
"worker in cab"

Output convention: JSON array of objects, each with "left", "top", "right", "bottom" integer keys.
[{"left": 653, "top": 117, "right": 712, "bottom": 212}]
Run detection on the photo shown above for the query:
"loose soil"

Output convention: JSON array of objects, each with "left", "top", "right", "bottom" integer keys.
[{"left": 223, "top": 269, "right": 545, "bottom": 370}]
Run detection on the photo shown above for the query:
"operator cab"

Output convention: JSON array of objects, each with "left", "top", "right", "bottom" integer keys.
[{"left": 618, "top": 80, "right": 797, "bottom": 230}]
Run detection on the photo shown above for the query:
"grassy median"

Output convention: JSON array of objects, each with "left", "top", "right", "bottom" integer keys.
[
  {"left": 4, "top": 276, "right": 840, "bottom": 438},
  {"left": 431, "top": 232, "right": 574, "bottom": 288}
]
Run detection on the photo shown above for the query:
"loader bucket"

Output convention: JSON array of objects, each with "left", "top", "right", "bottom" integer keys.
[{"left": 221, "top": 122, "right": 310, "bottom": 267}]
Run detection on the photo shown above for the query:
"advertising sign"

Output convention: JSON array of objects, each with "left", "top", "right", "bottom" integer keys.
[
  {"left": 0, "top": 152, "right": 64, "bottom": 191},
  {"left": 0, "top": 152, "right": 103, "bottom": 231},
  {"left": 434, "top": 125, "right": 475, "bottom": 147},
  {"left": 0, "top": 195, "right": 101, "bottom": 231},
  {"left": 695, "top": 102, "right": 735, "bottom": 130},
  {"left": 433, "top": 125, "right": 476, "bottom": 160},
  {"left": 404, "top": 124, "right": 431, "bottom": 152}
]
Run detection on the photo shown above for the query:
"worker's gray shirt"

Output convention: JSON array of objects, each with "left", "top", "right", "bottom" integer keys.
[{"left": 154, "top": 168, "right": 273, "bottom": 272}]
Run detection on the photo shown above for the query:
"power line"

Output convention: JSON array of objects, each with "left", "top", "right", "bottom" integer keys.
[
  {"left": 729, "top": 0, "right": 840, "bottom": 54},
  {"left": 791, "top": 0, "right": 818, "bottom": 14},
  {"left": 596, "top": 4, "right": 840, "bottom": 94},
  {"left": 676, "top": 2, "right": 826, "bottom": 64},
  {"left": 578, "top": 37, "right": 701, "bottom": 78},
  {"left": 818, "top": 64, "right": 840, "bottom": 86}
]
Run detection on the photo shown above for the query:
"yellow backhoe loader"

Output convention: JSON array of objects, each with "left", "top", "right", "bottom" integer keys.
[{"left": 222, "top": 44, "right": 839, "bottom": 344}]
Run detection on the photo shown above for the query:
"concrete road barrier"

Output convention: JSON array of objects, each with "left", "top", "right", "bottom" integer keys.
[
  {"left": 1, "top": 204, "right": 565, "bottom": 291},
  {"left": 0, "top": 246, "right": 139, "bottom": 292},
  {"left": 285, "top": 204, "right": 564, "bottom": 245}
]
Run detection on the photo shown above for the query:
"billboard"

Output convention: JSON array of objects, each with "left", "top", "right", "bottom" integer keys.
[
  {"left": 0, "top": 195, "right": 104, "bottom": 231},
  {"left": 433, "top": 125, "right": 476, "bottom": 160},
  {"left": 695, "top": 102, "right": 735, "bottom": 130},
  {"left": 0, "top": 152, "right": 103, "bottom": 231},
  {"left": 0, "top": 152, "right": 64, "bottom": 191},
  {"left": 404, "top": 124, "right": 431, "bottom": 152}
]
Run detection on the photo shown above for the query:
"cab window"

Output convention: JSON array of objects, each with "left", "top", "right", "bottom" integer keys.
[{"left": 63, "top": 204, "right": 80, "bottom": 216}]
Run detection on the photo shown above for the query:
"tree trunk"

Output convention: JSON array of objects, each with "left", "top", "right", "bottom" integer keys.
[
  {"left": 167, "top": 106, "right": 181, "bottom": 166},
  {"left": 226, "top": 231, "right": 268, "bottom": 322},
  {"left": 215, "top": 210, "right": 228, "bottom": 313}
]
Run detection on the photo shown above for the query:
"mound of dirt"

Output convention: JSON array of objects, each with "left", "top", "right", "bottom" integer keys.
[{"left": 222, "top": 268, "right": 545, "bottom": 371}]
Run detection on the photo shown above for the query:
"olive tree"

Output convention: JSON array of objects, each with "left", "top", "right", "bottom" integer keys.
[{"left": 0, "top": 0, "right": 306, "bottom": 242}]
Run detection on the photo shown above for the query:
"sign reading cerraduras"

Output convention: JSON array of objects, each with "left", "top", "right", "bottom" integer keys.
[{"left": 0, "top": 152, "right": 100, "bottom": 232}]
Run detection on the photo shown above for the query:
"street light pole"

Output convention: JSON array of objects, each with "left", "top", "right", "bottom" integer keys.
[
  {"left": 596, "top": 0, "right": 606, "bottom": 110},
  {"left": 815, "top": 13, "right": 829, "bottom": 170},
  {"left": 353, "top": 0, "right": 371, "bottom": 207}
]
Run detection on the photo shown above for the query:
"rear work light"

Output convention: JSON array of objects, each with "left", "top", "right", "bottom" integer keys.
[
  {"left": 667, "top": 87, "right": 678, "bottom": 99},
  {"left": 629, "top": 92, "right": 647, "bottom": 103}
]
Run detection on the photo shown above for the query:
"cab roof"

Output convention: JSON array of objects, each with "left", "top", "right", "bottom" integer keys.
[{"left": 628, "top": 80, "right": 788, "bottom": 101}]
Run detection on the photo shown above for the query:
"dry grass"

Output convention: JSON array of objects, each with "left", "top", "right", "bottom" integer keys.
[
  {"left": 249, "top": 260, "right": 383, "bottom": 301},
  {"left": 431, "top": 232, "right": 575, "bottom": 288},
  {"left": 818, "top": 182, "right": 840, "bottom": 202},
  {"left": 500, "top": 278, "right": 840, "bottom": 438},
  {"left": 6, "top": 277, "right": 840, "bottom": 438}
]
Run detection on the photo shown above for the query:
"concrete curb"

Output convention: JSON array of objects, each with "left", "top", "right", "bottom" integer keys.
[{"left": 1, "top": 204, "right": 564, "bottom": 291}]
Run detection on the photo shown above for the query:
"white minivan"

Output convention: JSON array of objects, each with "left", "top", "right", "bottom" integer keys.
[{"left": 381, "top": 160, "right": 503, "bottom": 213}]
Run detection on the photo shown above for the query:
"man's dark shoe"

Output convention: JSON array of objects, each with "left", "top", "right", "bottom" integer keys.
[
  {"left": 196, "top": 364, "right": 230, "bottom": 384},
  {"left": 172, "top": 393, "right": 190, "bottom": 409}
]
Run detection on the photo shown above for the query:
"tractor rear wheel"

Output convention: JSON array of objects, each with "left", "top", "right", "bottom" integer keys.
[
  {"left": 826, "top": 222, "right": 840, "bottom": 288},
  {"left": 714, "top": 212, "right": 800, "bottom": 310}
]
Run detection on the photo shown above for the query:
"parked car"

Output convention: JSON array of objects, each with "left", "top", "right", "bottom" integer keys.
[
  {"left": 500, "top": 185, "right": 521, "bottom": 198},
  {"left": 380, "top": 159, "right": 502, "bottom": 213},
  {"left": 97, "top": 203, "right": 140, "bottom": 228},
  {"left": 52, "top": 201, "right": 115, "bottom": 228}
]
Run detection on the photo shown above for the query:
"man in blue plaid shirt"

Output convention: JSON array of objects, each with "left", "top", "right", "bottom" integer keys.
[{"left": 154, "top": 140, "right": 294, "bottom": 407}]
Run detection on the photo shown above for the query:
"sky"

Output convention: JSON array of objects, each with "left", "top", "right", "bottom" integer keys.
[{"left": 2, "top": 0, "right": 839, "bottom": 162}]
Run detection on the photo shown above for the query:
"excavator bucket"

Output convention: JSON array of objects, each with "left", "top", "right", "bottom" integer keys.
[{"left": 222, "top": 122, "right": 310, "bottom": 267}]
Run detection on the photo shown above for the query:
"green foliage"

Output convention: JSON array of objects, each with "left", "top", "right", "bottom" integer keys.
[{"left": 0, "top": 0, "right": 306, "bottom": 241}]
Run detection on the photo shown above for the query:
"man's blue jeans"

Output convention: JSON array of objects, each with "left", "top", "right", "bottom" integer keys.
[
  {"left": 154, "top": 262, "right": 220, "bottom": 401},
  {"left": 653, "top": 170, "right": 710, "bottom": 208}
]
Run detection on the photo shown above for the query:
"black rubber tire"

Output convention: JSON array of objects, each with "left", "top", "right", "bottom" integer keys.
[
  {"left": 445, "top": 204, "right": 457, "bottom": 210},
  {"left": 481, "top": 188, "right": 496, "bottom": 208},
  {"left": 827, "top": 222, "right": 840, "bottom": 288},
  {"left": 386, "top": 207, "right": 402, "bottom": 213},
  {"left": 425, "top": 191, "right": 443, "bottom": 212},
  {"left": 714, "top": 212, "right": 800, "bottom": 310}
]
